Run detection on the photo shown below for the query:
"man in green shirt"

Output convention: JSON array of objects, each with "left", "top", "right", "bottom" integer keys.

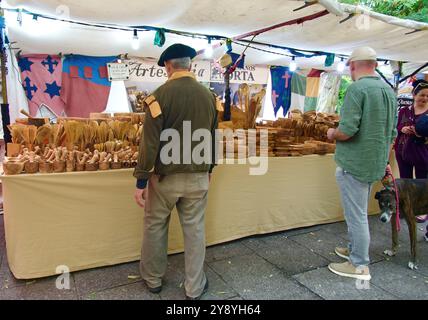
[
  {"left": 326, "top": 47, "right": 397, "bottom": 281},
  {"left": 133, "top": 43, "right": 219, "bottom": 299}
]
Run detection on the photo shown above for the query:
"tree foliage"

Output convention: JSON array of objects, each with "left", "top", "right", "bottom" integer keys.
[
  {"left": 337, "top": 76, "right": 352, "bottom": 112},
  {"left": 339, "top": 0, "right": 428, "bottom": 23}
]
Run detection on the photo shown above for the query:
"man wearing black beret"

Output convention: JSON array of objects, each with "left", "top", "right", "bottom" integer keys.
[
  {"left": 157, "top": 43, "right": 198, "bottom": 67},
  {"left": 133, "top": 43, "right": 222, "bottom": 300}
]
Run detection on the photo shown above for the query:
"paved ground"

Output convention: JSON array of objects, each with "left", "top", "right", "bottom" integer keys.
[{"left": 0, "top": 213, "right": 427, "bottom": 300}]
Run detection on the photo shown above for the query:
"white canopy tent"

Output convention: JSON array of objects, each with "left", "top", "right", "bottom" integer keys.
[
  {"left": 2, "top": 0, "right": 428, "bottom": 69},
  {"left": 0, "top": 0, "right": 427, "bottom": 132}
]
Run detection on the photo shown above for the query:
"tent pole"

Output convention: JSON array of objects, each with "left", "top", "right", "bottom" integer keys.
[
  {"left": 233, "top": 10, "right": 329, "bottom": 41},
  {"left": 399, "top": 62, "right": 428, "bottom": 84},
  {"left": 0, "top": 9, "right": 12, "bottom": 150},
  {"left": 375, "top": 68, "right": 394, "bottom": 89},
  {"left": 393, "top": 62, "right": 403, "bottom": 95},
  {"left": 1, "top": 50, "right": 7, "bottom": 105},
  {"left": 223, "top": 70, "right": 231, "bottom": 121}
]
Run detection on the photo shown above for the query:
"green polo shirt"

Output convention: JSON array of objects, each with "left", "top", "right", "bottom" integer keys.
[{"left": 335, "top": 76, "right": 398, "bottom": 183}]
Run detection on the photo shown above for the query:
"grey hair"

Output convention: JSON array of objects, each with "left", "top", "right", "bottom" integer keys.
[{"left": 168, "top": 57, "right": 191, "bottom": 70}]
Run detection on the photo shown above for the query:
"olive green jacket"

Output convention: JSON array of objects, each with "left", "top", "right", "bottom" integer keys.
[{"left": 134, "top": 71, "right": 219, "bottom": 187}]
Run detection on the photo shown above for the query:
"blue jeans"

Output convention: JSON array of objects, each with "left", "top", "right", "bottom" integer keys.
[{"left": 336, "top": 167, "right": 373, "bottom": 267}]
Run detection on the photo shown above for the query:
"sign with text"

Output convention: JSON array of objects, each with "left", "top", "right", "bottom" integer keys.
[
  {"left": 125, "top": 58, "right": 269, "bottom": 85},
  {"left": 127, "top": 59, "right": 211, "bottom": 83},
  {"left": 397, "top": 96, "right": 413, "bottom": 109},
  {"left": 107, "top": 63, "right": 130, "bottom": 81},
  {"left": 210, "top": 63, "right": 269, "bottom": 85}
]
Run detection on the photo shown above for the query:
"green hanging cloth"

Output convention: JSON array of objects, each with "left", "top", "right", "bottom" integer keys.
[
  {"left": 324, "top": 53, "right": 335, "bottom": 67},
  {"left": 154, "top": 29, "right": 166, "bottom": 47}
]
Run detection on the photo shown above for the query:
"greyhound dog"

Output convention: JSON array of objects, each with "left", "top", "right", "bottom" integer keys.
[{"left": 375, "top": 178, "right": 428, "bottom": 270}]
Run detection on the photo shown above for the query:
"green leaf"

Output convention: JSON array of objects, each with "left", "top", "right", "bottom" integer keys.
[{"left": 338, "top": 0, "right": 428, "bottom": 23}]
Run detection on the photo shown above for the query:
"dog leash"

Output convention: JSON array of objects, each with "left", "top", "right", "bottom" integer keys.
[{"left": 382, "top": 168, "right": 401, "bottom": 232}]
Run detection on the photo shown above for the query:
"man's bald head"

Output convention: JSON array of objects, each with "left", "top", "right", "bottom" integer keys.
[{"left": 350, "top": 60, "right": 378, "bottom": 81}]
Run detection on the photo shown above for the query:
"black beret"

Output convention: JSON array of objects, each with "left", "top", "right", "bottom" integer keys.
[
  {"left": 415, "top": 114, "right": 428, "bottom": 138},
  {"left": 157, "top": 43, "right": 197, "bottom": 67}
]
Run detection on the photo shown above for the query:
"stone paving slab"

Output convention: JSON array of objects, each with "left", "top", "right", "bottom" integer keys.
[
  {"left": 208, "top": 253, "right": 321, "bottom": 300},
  {"left": 291, "top": 229, "right": 367, "bottom": 263},
  {"left": 380, "top": 242, "right": 428, "bottom": 277},
  {"left": 321, "top": 220, "right": 348, "bottom": 236},
  {"left": 281, "top": 224, "right": 323, "bottom": 237},
  {"left": 74, "top": 261, "right": 141, "bottom": 298},
  {"left": 369, "top": 261, "right": 428, "bottom": 300},
  {"left": 83, "top": 281, "right": 160, "bottom": 300},
  {"left": 0, "top": 274, "right": 78, "bottom": 300},
  {"left": 293, "top": 267, "right": 398, "bottom": 300},
  {"left": 205, "top": 241, "right": 254, "bottom": 263},
  {"left": 0, "top": 253, "right": 28, "bottom": 290},
  {"left": 241, "top": 233, "right": 330, "bottom": 276}
]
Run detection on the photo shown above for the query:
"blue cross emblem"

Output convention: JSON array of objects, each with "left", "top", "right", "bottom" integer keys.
[
  {"left": 41, "top": 55, "right": 59, "bottom": 74},
  {"left": 23, "top": 77, "right": 38, "bottom": 100}
]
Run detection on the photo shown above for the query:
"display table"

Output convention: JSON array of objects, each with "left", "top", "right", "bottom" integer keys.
[{"left": 1, "top": 155, "right": 386, "bottom": 279}]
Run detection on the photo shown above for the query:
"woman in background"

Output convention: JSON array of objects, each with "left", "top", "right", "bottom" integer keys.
[
  {"left": 395, "top": 79, "right": 428, "bottom": 225},
  {"left": 395, "top": 79, "right": 428, "bottom": 179}
]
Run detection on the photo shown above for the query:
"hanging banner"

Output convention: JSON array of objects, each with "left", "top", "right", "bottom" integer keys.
[
  {"left": 126, "top": 59, "right": 211, "bottom": 83},
  {"left": 18, "top": 54, "right": 66, "bottom": 117},
  {"left": 210, "top": 63, "right": 269, "bottom": 84},
  {"left": 125, "top": 58, "right": 269, "bottom": 85}
]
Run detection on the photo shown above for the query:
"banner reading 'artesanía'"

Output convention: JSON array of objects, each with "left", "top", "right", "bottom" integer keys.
[{"left": 126, "top": 58, "right": 269, "bottom": 85}]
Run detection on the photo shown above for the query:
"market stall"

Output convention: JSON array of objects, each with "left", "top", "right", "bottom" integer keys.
[
  {"left": 0, "top": 0, "right": 422, "bottom": 281},
  {"left": 2, "top": 154, "right": 389, "bottom": 279}
]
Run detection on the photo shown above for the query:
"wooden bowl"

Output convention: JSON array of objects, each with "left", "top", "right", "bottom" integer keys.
[
  {"left": 24, "top": 161, "right": 39, "bottom": 174},
  {"left": 39, "top": 161, "right": 53, "bottom": 174},
  {"left": 3, "top": 161, "right": 25, "bottom": 175},
  {"left": 99, "top": 162, "right": 110, "bottom": 171},
  {"left": 53, "top": 160, "right": 66, "bottom": 173},
  {"left": 66, "top": 160, "right": 75, "bottom": 172},
  {"left": 111, "top": 162, "right": 122, "bottom": 170},
  {"left": 85, "top": 162, "right": 98, "bottom": 171},
  {"left": 75, "top": 163, "right": 85, "bottom": 172}
]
